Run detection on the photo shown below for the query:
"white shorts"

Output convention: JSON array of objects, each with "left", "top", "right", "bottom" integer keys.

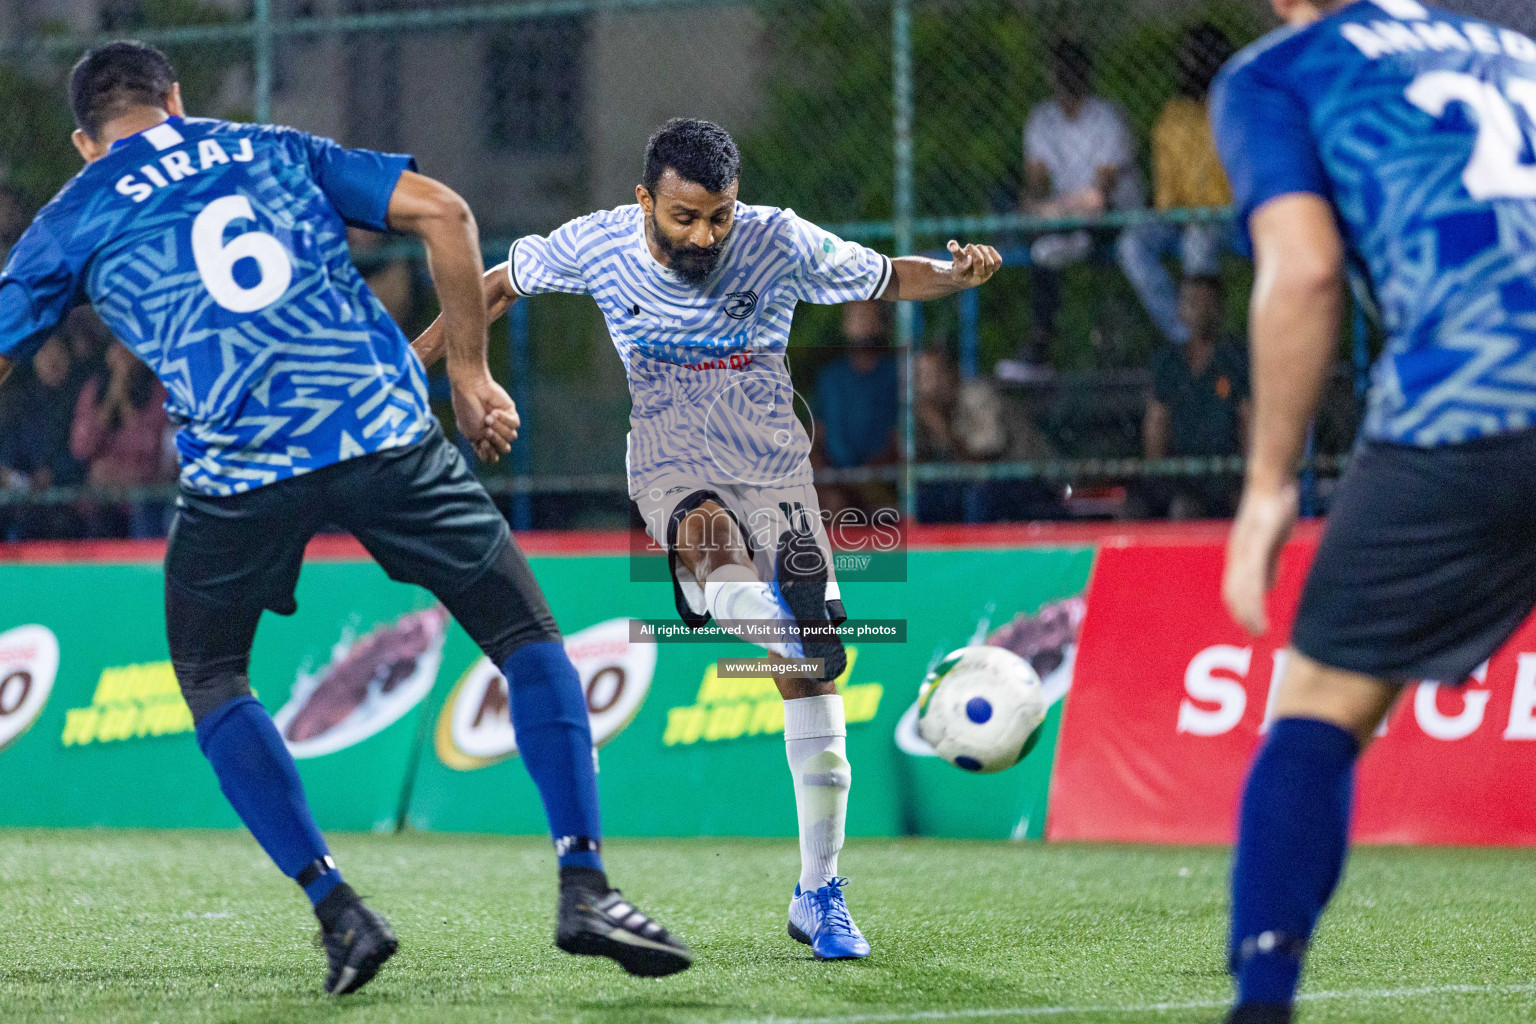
[{"left": 633, "top": 475, "right": 843, "bottom": 626}]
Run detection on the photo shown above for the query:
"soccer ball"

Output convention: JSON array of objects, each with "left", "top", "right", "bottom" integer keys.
[{"left": 916, "top": 645, "right": 1047, "bottom": 773}]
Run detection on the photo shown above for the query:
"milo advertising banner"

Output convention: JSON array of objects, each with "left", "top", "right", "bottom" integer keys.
[
  {"left": 413, "top": 542, "right": 1095, "bottom": 840},
  {"left": 0, "top": 556, "right": 457, "bottom": 831},
  {"left": 408, "top": 549, "right": 904, "bottom": 837},
  {"left": 0, "top": 536, "right": 1092, "bottom": 839}
]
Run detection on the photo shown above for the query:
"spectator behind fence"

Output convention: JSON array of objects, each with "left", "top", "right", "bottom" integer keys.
[
  {"left": 812, "top": 301, "right": 900, "bottom": 514},
  {"left": 0, "top": 334, "right": 89, "bottom": 539},
  {"left": 64, "top": 306, "right": 111, "bottom": 382},
  {"left": 1150, "top": 22, "right": 1236, "bottom": 279},
  {"left": 917, "top": 347, "right": 1062, "bottom": 523},
  {"left": 1139, "top": 275, "right": 1249, "bottom": 519},
  {"left": 999, "top": 38, "right": 1186, "bottom": 382},
  {"left": 71, "top": 342, "right": 174, "bottom": 537}
]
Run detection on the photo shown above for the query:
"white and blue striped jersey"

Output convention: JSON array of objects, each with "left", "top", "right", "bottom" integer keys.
[{"left": 508, "top": 203, "right": 892, "bottom": 491}]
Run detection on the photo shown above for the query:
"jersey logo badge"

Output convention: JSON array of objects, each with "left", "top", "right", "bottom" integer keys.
[{"left": 724, "top": 291, "right": 758, "bottom": 320}]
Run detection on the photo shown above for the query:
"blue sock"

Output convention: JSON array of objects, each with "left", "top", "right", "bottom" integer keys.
[
  {"left": 502, "top": 641, "right": 605, "bottom": 872},
  {"left": 1230, "top": 717, "right": 1358, "bottom": 1008},
  {"left": 196, "top": 696, "right": 343, "bottom": 905}
]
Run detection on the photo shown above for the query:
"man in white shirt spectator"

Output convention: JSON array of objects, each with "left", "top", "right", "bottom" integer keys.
[{"left": 999, "top": 39, "right": 1185, "bottom": 381}]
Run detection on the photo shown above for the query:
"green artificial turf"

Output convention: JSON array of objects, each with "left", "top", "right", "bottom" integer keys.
[{"left": 1, "top": 830, "right": 1534, "bottom": 1023}]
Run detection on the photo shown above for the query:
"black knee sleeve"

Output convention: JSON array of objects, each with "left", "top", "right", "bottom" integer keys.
[
  {"left": 165, "top": 578, "right": 262, "bottom": 725},
  {"left": 442, "top": 540, "right": 562, "bottom": 666},
  {"left": 173, "top": 662, "right": 255, "bottom": 725}
]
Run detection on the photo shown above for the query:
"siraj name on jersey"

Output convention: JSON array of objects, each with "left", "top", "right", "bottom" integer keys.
[{"left": 114, "top": 134, "right": 256, "bottom": 203}]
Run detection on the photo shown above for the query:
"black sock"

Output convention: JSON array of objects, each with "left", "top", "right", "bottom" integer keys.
[
  {"left": 559, "top": 865, "right": 609, "bottom": 893},
  {"left": 1228, "top": 1004, "right": 1293, "bottom": 1024}
]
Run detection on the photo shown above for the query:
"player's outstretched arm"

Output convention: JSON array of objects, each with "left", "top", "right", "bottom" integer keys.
[
  {"left": 411, "top": 262, "right": 518, "bottom": 370},
  {"left": 386, "top": 171, "right": 514, "bottom": 463},
  {"left": 881, "top": 241, "right": 1002, "bottom": 302},
  {"left": 1222, "top": 194, "right": 1345, "bottom": 636},
  {"left": 0, "top": 356, "right": 12, "bottom": 392}
]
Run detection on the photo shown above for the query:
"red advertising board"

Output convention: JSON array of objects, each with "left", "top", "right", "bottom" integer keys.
[{"left": 1050, "top": 529, "right": 1536, "bottom": 846}]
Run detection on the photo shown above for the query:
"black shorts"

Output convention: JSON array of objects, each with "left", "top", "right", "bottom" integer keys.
[
  {"left": 165, "top": 422, "right": 558, "bottom": 672},
  {"left": 1291, "top": 429, "right": 1536, "bottom": 685}
]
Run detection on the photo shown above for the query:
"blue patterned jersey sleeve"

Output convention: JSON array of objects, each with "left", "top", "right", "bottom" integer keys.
[
  {"left": 299, "top": 131, "right": 417, "bottom": 233},
  {"left": 1211, "top": 59, "right": 1331, "bottom": 254},
  {"left": 0, "top": 219, "right": 82, "bottom": 361}
]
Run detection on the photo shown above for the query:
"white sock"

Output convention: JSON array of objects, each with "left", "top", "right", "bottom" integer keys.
[
  {"left": 705, "top": 564, "right": 801, "bottom": 657},
  {"left": 784, "top": 694, "right": 850, "bottom": 893}
]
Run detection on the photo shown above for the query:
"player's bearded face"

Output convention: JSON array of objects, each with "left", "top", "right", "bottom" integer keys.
[{"left": 650, "top": 210, "right": 731, "bottom": 284}]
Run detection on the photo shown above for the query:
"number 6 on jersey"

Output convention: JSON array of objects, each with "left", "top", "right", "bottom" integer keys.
[{"left": 191, "top": 194, "right": 294, "bottom": 313}]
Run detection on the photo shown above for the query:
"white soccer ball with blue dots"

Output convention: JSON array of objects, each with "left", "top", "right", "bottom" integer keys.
[{"left": 916, "top": 645, "right": 1048, "bottom": 774}]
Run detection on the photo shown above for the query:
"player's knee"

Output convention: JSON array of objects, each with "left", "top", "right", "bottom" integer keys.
[
  {"left": 440, "top": 542, "right": 565, "bottom": 666},
  {"left": 1272, "top": 649, "right": 1398, "bottom": 746},
  {"left": 173, "top": 662, "right": 254, "bottom": 725},
  {"left": 678, "top": 502, "right": 747, "bottom": 564},
  {"left": 479, "top": 616, "right": 563, "bottom": 668}
]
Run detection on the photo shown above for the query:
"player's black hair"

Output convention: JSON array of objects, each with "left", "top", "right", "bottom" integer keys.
[
  {"left": 70, "top": 41, "right": 177, "bottom": 139},
  {"left": 1049, "top": 39, "right": 1092, "bottom": 97},
  {"left": 1177, "top": 22, "right": 1235, "bottom": 99},
  {"left": 642, "top": 118, "right": 741, "bottom": 196}
]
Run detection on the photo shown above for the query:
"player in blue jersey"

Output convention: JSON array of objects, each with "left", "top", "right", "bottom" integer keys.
[
  {"left": 0, "top": 42, "right": 690, "bottom": 993},
  {"left": 413, "top": 119, "right": 1000, "bottom": 961},
  {"left": 1211, "top": 1, "right": 1536, "bottom": 1020}
]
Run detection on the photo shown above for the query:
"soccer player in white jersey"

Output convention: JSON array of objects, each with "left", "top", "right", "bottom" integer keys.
[{"left": 414, "top": 119, "right": 1000, "bottom": 959}]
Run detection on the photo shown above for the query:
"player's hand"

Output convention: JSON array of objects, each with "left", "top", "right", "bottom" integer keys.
[
  {"left": 478, "top": 407, "right": 520, "bottom": 463},
  {"left": 450, "top": 375, "right": 519, "bottom": 464},
  {"left": 947, "top": 240, "right": 1003, "bottom": 289},
  {"left": 1222, "top": 481, "right": 1299, "bottom": 636}
]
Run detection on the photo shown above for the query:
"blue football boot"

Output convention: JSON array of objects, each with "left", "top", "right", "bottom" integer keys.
[{"left": 787, "top": 878, "right": 870, "bottom": 959}]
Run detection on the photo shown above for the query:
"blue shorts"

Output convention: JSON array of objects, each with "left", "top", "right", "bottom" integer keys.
[{"left": 1291, "top": 429, "right": 1536, "bottom": 685}]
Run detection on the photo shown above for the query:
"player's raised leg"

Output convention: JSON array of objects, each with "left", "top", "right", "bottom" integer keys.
[{"left": 670, "top": 496, "right": 808, "bottom": 659}]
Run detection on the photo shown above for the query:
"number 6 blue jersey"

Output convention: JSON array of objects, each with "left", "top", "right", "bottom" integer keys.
[
  {"left": 0, "top": 116, "right": 432, "bottom": 495},
  {"left": 1212, "top": 0, "right": 1536, "bottom": 447}
]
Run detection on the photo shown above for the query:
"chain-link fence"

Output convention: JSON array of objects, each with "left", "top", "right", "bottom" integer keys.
[{"left": 0, "top": 0, "right": 1531, "bottom": 537}]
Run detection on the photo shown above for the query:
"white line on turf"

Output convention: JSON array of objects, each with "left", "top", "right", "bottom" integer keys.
[{"left": 717, "top": 982, "right": 1536, "bottom": 1024}]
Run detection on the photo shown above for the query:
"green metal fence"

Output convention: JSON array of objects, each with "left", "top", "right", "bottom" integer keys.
[{"left": 0, "top": 0, "right": 1529, "bottom": 532}]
